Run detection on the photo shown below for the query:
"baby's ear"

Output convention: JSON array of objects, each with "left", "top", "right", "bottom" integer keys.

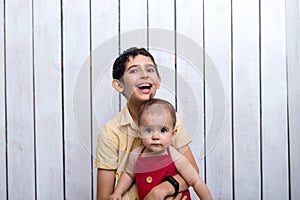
[
  {"left": 171, "top": 128, "right": 178, "bottom": 140},
  {"left": 112, "top": 79, "right": 124, "bottom": 93}
]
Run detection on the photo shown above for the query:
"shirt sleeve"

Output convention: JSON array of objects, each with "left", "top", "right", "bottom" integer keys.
[
  {"left": 94, "top": 124, "right": 119, "bottom": 169},
  {"left": 172, "top": 113, "right": 193, "bottom": 149}
]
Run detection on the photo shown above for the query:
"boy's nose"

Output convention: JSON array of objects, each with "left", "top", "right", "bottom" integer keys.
[{"left": 140, "top": 68, "right": 149, "bottom": 78}]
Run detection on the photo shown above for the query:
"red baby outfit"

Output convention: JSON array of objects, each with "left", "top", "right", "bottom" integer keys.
[{"left": 135, "top": 147, "right": 191, "bottom": 200}]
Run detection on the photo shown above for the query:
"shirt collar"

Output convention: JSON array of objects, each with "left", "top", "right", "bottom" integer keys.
[
  {"left": 118, "top": 104, "right": 140, "bottom": 132},
  {"left": 119, "top": 104, "right": 136, "bottom": 126}
]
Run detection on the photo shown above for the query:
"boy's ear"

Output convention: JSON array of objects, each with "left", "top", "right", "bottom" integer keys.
[
  {"left": 112, "top": 79, "right": 124, "bottom": 93},
  {"left": 156, "top": 76, "right": 161, "bottom": 89}
]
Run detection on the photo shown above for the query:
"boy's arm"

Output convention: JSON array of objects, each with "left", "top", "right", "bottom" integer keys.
[
  {"left": 97, "top": 169, "right": 115, "bottom": 200},
  {"left": 144, "top": 145, "right": 198, "bottom": 200}
]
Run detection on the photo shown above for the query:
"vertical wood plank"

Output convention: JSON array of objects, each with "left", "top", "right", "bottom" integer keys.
[
  {"left": 261, "top": 0, "right": 289, "bottom": 199},
  {"left": 232, "top": 0, "right": 261, "bottom": 199},
  {"left": 0, "top": 0, "right": 6, "bottom": 198},
  {"left": 91, "top": 0, "right": 119, "bottom": 198},
  {"left": 5, "top": 0, "right": 35, "bottom": 199},
  {"left": 33, "top": 0, "right": 63, "bottom": 199},
  {"left": 286, "top": 0, "right": 300, "bottom": 199},
  {"left": 148, "top": 0, "right": 176, "bottom": 106},
  {"left": 120, "top": 0, "right": 148, "bottom": 107},
  {"left": 176, "top": 0, "right": 205, "bottom": 198},
  {"left": 63, "top": 0, "right": 92, "bottom": 199},
  {"left": 204, "top": 0, "right": 233, "bottom": 199},
  {"left": 120, "top": 0, "right": 148, "bottom": 48}
]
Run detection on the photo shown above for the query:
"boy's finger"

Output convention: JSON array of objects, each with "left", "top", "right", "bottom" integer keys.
[
  {"left": 173, "top": 192, "right": 185, "bottom": 200},
  {"left": 181, "top": 196, "right": 188, "bottom": 200}
]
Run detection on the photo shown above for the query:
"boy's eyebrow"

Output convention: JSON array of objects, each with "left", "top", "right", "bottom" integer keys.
[{"left": 127, "top": 64, "right": 155, "bottom": 70}]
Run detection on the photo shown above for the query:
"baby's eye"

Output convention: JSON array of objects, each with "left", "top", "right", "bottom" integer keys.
[
  {"left": 144, "top": 127, "right": 153, "bottom": 134},
  {"left": 160, "top": 127, "right": 167, "bottom": 133}
]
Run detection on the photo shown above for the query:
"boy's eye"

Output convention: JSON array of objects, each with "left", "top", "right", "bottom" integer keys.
[
  {"left": 129, "top": 69, "right": 138, "bottom": 73},
  {"left": 147, "top": 68, "right": 155, "bottom": 73}
]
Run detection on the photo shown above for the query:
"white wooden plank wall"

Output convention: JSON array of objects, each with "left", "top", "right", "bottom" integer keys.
[
  {"left": 5, "top": 1, "right": 35, "bottom": 199},
  {"left": 0, "top": 1, "right": 5, "bottom": 199},
  {"left": 232, "top": 0, "right": 261, "bottom": 199},
  {"left": 34, "top": 0, "right": 63, "bottom": 199},
  {"left": 63, "top": 1, "right": 92, "bottom": 199},
  {"left": 0, "top": 0, "right": 299, "bottom": 199},
  {"left": 91, "top": 1, "right": 119, "bottom": 199},
  {"left": 204, "top": 0, "right": 233, "bottom": 199},
  {"left": 286, "top": 0, "right": 300, "bottom": 199}
]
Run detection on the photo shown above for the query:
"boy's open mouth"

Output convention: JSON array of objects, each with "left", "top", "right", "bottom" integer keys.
[
  {"left": 137, "top": 83, "right": 152, "bottom": 93},
  {"left": 137, "top": 83, "right": 152, "bottom": 90}
]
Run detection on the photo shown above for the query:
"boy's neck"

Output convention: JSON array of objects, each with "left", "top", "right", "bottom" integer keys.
[{"left": 127, "top": 101, "right": 143, "bottom": 124}]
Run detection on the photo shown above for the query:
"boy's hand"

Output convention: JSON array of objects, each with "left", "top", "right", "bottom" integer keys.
[
  {"left": 143, "top": 188, "right": 165, "bottom": 200},
  {"left": 143, "top": 182, "right": 170, "bottom": 200},
  {"left": 144, "top": 185, "right": 187, "bottom": 200},
  {"left": 165, "top": 192, "right": 188, "bottom": 200}
]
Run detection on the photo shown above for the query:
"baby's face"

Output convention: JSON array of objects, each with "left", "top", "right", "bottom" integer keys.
[{"left": 139, "top": 105, "right": 175, "bottom": 152}]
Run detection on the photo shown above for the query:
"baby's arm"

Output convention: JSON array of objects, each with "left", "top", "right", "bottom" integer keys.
[
  {"left": 171, "top": 146, "right": 213, "bottom": 200},
  {"left": 110, "top": 172, "right": 134, "bottom": 200},
  {"left": 111, "top": 147, "right": 141, "bottom": 200}
]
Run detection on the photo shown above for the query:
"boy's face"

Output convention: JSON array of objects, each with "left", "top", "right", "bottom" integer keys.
[
  {"left": 114, "top": 55, "right": 161, "bottom": 103},
  {"left": 139, "top": 105, "right": 176, "bottom": 152}
]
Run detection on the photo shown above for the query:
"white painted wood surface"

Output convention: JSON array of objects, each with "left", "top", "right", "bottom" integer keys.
[
  {"left": 261, "top": 0, "right": 289, "bottom": 199},
  {"left": 148, "top": 0, "right": 176, "bottom": 106},
  {"left": 91, "top": 0, "right": 119, "bottom": 198},
  {"left": 1, "top": 0, "right": 299, "bottom": 199},
  {"left": 0, "top": 0, "right": 6, "bottom": 198},
  {"left": 204, "top": 0, "right": 233, "bottom": 199},
  {"left": 5, "top": 0, "right": 35, "bottom": 199},
  {"left": 176, "top": 0, "right": 204, "bottom": 198},
  {"left": 120, "top": 0, "right": 148, "bottom": 108},
  {"left": 63, "top": 0, "right": 92, "bottom": 199},
  {"left": 232, "top": 0, "right": 261, "bottom": 199},
  {"left": 286, "top": 0, "right": 300, "bottom": 199},
  {"left": 33, "top": 0, "right": 64, "bottom": 199}
]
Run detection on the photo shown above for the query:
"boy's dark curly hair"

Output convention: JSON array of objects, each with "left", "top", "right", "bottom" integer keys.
[{"left": 112, "top": 47, "right": 159, "bottom": 80}]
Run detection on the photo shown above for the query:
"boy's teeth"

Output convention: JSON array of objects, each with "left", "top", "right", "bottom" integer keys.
[{"left": 138, "top": 83, "right": 151, "bottom": 87}]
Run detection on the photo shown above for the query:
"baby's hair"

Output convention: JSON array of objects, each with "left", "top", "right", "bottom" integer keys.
[
  {"left": 112, "top": 47, "right": 159, "bottom": 80},
  {"left": 138, "top": 98, "right": 176, "bottom": 128}
]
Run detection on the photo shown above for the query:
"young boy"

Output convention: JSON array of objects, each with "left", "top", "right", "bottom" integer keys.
[
  {"left": 95, "top": 47, "right": 199, "bottom": 200},
  {"left": 110, "top": 98, "right": 213, "bottom": 200}
]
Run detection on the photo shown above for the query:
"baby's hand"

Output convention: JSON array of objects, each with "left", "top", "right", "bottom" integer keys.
[{"left": 110, "top": 193, "right": 122, "bottom": 200}]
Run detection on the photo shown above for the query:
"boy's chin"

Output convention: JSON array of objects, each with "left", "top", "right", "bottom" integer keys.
[{"left": 129, "top": 93, "right": 154, "bottom": 103}]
